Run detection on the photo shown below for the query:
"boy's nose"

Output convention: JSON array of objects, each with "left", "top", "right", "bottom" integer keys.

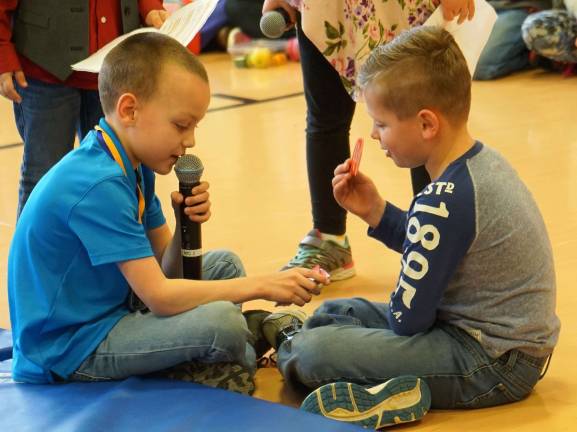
[{"left": 183, "top": 135, "right": 195, "bottom": 149}]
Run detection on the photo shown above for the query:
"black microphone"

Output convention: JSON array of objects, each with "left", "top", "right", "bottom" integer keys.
[
  {"left": 174, "top": 154, "right": 204, "bottom": 280},
  {"left": 260, "top": 8, "right": 291, "bottom": 39}
]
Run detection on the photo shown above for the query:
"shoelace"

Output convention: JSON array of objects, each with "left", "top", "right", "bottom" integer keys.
[{"left": 289, "top": 244, "right": 342, "bottom": 269}]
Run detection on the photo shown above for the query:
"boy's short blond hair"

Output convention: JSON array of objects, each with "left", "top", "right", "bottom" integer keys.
[
  {"left": 99, "top": 32, "right": 208, "bottom": 114},
  {"left": 357, "top": 26, "right": 471, "bottom": 125}
]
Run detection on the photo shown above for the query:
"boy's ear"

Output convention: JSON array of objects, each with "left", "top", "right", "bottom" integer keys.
[
  {"left": 116, "top": 93, "right": 138, "bottom": 125},
  {"left": 418, "top": 109, "right": 440, "bottom": 140}
]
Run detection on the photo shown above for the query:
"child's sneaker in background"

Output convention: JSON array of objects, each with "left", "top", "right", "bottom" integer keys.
[
  {"left": 226, "top": 27, "right": 252, "bottom": 53},
  {"left": 282, "top": 229, "right": 355, "bottom": 281}
]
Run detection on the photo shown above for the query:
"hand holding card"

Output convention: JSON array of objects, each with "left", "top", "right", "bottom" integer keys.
[{"left": 350, "top": 138, "right": 364, "bottom": 176}]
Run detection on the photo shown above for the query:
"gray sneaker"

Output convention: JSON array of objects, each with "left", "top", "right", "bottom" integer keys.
[
  {"left": 155, "top": 361, "right": 255, "bottom": 395},
  {"left": 262, "top": 309, "right": 308, "bottom": 350},
  {"left": 282, "top": 229, "right": 355, "bottom": 281}
]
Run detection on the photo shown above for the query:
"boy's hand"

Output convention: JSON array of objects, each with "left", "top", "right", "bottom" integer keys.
[
  {"left": 145, "top": 9, "right": 169, "bottom": 29},
  {"left": 255, "top": 268, "right": 329, "bottom": 307},
  {"left": 438, "top": 0, "right": 475, "bottom": 24},
  {"left": 333, "top": 159, "right": 386, "bottom": 228},
  {"left": 0, "top": 71, "right": 28, "bottom": 103},
  {"left": 170, "top": 181, "right": 211, "bottom": 223}
]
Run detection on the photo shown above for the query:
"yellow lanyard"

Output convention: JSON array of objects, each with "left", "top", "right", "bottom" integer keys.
[{"left": 95, "top": 126, "right": 145, "bottom": 223}]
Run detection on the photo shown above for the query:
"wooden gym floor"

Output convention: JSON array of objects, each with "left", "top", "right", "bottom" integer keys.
[{"left": 1, "top": 53, "right": 576, "bottom": 430}]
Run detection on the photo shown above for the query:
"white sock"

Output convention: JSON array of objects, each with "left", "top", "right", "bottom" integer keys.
[{"left": 319, "top": 232, "right": 347, "bottom": 247}]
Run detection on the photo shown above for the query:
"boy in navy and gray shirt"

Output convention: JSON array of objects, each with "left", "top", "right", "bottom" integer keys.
[{"left": 264, "top": 26, "right": 560, "bottom": 428}]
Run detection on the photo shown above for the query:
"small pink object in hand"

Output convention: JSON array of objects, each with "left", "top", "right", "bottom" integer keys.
[
  {"left": 311, "top": 265, "right": 330, "bottom": 288},
  {"left": 350, "top": 138, "right": 364, "bottom": 176}
]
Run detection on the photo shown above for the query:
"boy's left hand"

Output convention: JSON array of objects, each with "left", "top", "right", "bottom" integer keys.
[
  {"left": 145, "top": 9, "right": 169, "bottom": 29},
  {"left": 171, "top": 181, "right": 211, "bottom": 223}
]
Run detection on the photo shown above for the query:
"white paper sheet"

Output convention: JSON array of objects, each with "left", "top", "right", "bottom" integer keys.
[
  {"left": 424, "top": 0, "right": 498, "bottom": 76},
  {"left": 71, "top": 0, "right": 219, "bottom": 73}
]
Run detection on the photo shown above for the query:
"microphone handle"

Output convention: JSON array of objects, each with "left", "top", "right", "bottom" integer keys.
[{"left": 179, "top": 181, "right": 202, "bottom": 280}]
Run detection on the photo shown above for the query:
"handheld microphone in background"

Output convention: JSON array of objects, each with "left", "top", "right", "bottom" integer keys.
[
  {"left": 174, "top": 154, "right": 204, "bottom": 280},
  {"left": 260, "top": 8, "right": 291, "bottom": 39}
]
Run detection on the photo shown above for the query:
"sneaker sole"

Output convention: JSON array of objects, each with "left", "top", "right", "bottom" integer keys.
[
  {"left": 328, "top": 265, "right": 356, "bottom": 282},
  {"left": 161, "top": 362, "right": 255, "bottom": 396},
  {"left": 300, "top": 376, "right": 431, "bottom": 429}
]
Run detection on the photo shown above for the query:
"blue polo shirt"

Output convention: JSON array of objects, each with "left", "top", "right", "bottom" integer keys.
[{"left": 8, "top": 118, "right": 166, "bottom": 383}]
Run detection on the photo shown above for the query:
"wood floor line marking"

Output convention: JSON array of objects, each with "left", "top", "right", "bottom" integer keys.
[
  {"left": 0, "top": 92, "right": 304, "bottom": 151},
  {"left": 208, "top": 91, "right": 303, "bottom": 112}
]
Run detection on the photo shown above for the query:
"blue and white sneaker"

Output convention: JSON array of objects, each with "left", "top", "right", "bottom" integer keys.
[{"left": 300, "top": 376, "right": 431, "bottom": 429}]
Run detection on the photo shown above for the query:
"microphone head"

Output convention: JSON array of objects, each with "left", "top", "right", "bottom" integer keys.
[
  {"left": 260, "top": 10, "right": 287, "bottom": 39},
  {"left": 175, "top": 154, "right": 204, "bottom": 184}
]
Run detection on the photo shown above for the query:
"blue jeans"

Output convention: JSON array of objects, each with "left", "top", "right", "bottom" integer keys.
[
  {"left": 474, "top": 9, "right": 531, "bottom": 80},
  {"left": 69, "top": 250, "right": 256, "bottom": 381},
  {"left": 277, "top": 298, "right": 547, "bottom": 409},
  {"left": 13, "top": 78, "right": 103, "bottom": 217}
]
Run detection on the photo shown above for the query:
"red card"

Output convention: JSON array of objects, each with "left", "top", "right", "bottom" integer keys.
[{"left": 351, "top": 138, "right": 364, "bottom": 176}]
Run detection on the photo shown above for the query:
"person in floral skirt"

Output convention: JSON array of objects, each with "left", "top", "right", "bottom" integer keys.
[{"left": 262, "top": 0, "right": 475, "bottom": 280}]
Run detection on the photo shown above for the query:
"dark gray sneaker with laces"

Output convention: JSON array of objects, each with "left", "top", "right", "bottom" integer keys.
[
  {"left": 282, "top": 229, "right": 355, "bottom": 281},
  {"left": 154, "top": 361, "right": 255, "bottom": 395},
  {"left": 262, "top": 309, "right": 307, "bottom": 350}
]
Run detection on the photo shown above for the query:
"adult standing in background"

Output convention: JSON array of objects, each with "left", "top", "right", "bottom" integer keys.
[
  {"left": 262, "top": 0, "right": 474, "bottom": 280},
  {"left": 0, "top": 0, "right": 168, "bottom": 217}
]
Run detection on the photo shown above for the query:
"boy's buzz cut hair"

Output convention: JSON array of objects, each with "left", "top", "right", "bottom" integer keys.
[
  {"left": 99, "top": 32, "right": 208, "bottom": 114},
  {"left": 357, "top": 26, "right": 471, "bottom": 125}
]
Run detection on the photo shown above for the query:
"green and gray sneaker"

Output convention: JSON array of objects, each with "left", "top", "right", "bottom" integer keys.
[
  {"left": 262, "top": 309, "right": 307, "bottom": 350},
  {"left": 300, "top": 376, "right": 431, "bottom": 429},
  {"left": 282, "top": 229, "right": 355, "bottom": 281},
  {"left": 243, "top": 309, "right": 273, "bottom": 359},
  {"left": 155, "top": 361, "right": 255, "bottom": 395}
]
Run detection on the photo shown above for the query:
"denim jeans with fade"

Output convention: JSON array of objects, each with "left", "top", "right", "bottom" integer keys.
[
  {"left": 69, "top": 250, "right": 257, "bottom": 382},
  {"left": 277, "top": 297, "right": 548, "bottom": 409}
]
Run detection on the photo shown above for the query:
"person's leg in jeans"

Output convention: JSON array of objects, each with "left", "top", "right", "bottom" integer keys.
[
  {"left": 474, "top": 9, "right": 531, "bottom": 80},
  {"left": 13, "top": 79, "right": 82, "bottom": 216},
  {"left": 277, "top": 298, "right": 545, "bottom": 409},
  {"left": 78, "top": 89, "right": 104, "bottom": 140},
  {"left": 70, "top": 250, "right": 256, "bottom": 385}
]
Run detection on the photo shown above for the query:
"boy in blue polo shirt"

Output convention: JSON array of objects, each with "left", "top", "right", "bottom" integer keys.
[{"left": 7, "top": 32, "right": 327, "bottom": 394}]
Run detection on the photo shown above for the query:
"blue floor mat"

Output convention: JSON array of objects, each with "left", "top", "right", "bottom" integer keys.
[{"left": 0, "top": 329, "right": 361, "bottom": 431}]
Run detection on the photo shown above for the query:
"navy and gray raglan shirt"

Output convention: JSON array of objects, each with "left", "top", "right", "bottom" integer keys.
[{"left": 369, "top": 142, "right": 560, "bottom": 358}]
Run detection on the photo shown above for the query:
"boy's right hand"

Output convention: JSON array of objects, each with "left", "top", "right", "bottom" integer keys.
[
  {"left": 255, "top": 268, "right": 329, "bottom": 307},
  {"left": 170, "top": 181, "right": 211, "bottom": 224},
  {"left": 332, "top": 159, "right": 386, "bottom": 228},
  {"left": 0, "top": 71, "right": 27, "bottom": 103}
]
